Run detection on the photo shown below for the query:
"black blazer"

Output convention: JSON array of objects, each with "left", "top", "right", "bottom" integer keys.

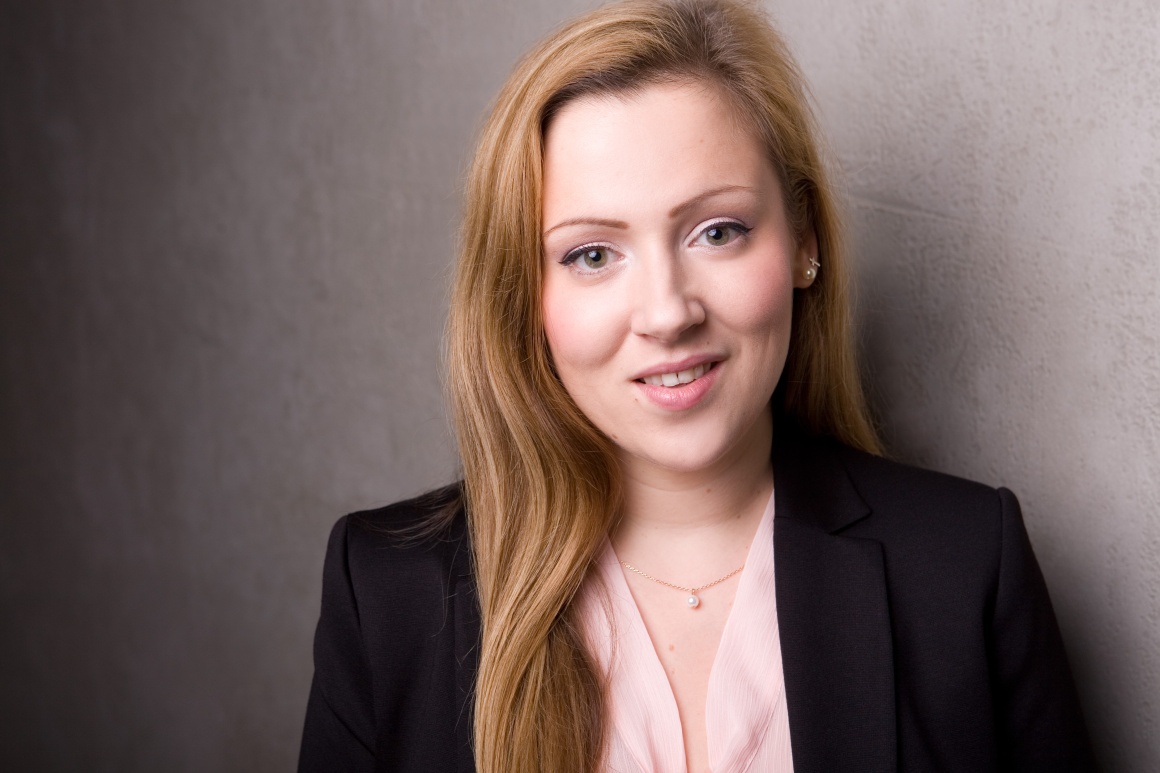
[{"left": 298, "top": 429, "right": 1096, "bottom": 772}]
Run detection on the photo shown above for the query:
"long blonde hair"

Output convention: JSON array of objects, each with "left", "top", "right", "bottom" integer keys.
[{"left": 445, "top": 1, "right": 880, "bottom": 770}]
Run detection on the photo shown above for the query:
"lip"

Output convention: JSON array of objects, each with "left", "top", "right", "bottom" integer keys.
[
  {"left": 629, "top": 354, "right": 724, "bottom": 382},
  {"left": 633, "top": 359, "right": 722, "bottom": 411}
]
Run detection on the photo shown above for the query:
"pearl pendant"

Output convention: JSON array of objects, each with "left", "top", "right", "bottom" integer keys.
[{"left": 687, "top": 594, "right": 700, "bottom": 609}]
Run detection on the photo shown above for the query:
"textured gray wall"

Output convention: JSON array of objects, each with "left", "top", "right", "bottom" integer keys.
[{"left": 1, "top": 0, "right": 1156, "bottom": 771}]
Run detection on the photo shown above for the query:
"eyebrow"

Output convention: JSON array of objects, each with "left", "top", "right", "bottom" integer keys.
[
  {"left": 542, "top": 184, "right": 755, "bottom": 238},
  {"left": 667, "top": 184, "right": 754, "bottom": 221},
  {"left": 542, "top": 216, "right": 629, "bottom": 238}
]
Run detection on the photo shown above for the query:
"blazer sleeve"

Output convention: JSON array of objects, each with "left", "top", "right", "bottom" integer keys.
[
  {"left": 298, "top": 516, "right": 377, "bottom": 773},
  {"left": 990, "top": 488, "right": 1097, "bottom": 771}
]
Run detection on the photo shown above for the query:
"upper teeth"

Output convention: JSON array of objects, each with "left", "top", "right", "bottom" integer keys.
[{"left": 642, "top": 363, "right": 709, "bottom": 387}]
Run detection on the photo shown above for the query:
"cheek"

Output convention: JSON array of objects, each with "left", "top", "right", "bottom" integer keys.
[
  {"left": 540, "top": 280, "right": 625, "bottom": 382},
  {"left": 716, "top": 255, "right": 796, "bottom": 336}
]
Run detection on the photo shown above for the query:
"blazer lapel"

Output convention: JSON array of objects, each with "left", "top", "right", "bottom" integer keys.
[{"left": 773, "top": 429, "right": 897, "bottom": 773}]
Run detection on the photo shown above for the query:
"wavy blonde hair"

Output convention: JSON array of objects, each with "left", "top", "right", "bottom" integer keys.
[{"left": 445, "top": 1, "right": 880, "bottom": 770}]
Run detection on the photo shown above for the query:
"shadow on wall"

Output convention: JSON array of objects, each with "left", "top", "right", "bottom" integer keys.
[{"left": 854, "top": 198, "right": 1010, "bottom": 475}]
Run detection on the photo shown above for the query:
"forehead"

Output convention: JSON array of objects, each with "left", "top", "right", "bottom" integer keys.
[{"left": 541, "top": 80, "right": 779, "bottom": 225}]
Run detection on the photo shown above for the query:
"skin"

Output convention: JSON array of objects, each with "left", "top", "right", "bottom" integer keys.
[{"left": 541, "top": 80, "right": 817, "bottom": 770}]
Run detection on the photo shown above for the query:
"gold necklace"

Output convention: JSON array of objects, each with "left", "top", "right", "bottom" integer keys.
[{"left": 620, "top": 560, "right": 744, "bottom": 609}]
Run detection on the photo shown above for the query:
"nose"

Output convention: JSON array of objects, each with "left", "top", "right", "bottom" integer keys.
[{"left": 629, "top": 251, "right": 705, "bottom": 342}]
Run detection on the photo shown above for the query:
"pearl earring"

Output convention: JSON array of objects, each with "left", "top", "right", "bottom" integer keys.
[{"left": 805, "top": 256, "right": 820, "bottom": 281}]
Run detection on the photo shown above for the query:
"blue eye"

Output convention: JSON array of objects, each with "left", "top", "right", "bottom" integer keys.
[{"left": 562, "top": 246, "right": 613, "bottom": 270}]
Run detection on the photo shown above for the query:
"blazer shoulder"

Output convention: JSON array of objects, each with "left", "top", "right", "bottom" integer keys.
[
  {"left": 342, "top": 481, "right": 467, "bottom": 548},
  {"left": 799, "top": 436, "right": 1011, "bottom": 564},
  {"left": 835, "top": 441, "right": 1002, "bottom": 510},
  {"left": 830, "top": 443, "right": 1096, "bottom": 769},
  {"left": 820, "top": 440, "right": 1023, "bottom": 596},
  {"left": 332, "top": 482, "right": 472, "bottom": 595},
  {"left": 303, "top": 482, "right": 477, "bottom": 772}
]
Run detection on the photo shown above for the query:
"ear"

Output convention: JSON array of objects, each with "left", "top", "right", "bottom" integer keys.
[{"left": 792, "top": 229, "right": 820, "bottom": 289}]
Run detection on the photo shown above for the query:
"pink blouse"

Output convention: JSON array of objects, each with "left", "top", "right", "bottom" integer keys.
[{"left": 578, "top": 491, "right": 794, "bottom": 773}]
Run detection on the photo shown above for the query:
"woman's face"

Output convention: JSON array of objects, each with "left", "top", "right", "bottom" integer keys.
[{"left": 541, "top": 80, "right": 816, "bottom": 478}]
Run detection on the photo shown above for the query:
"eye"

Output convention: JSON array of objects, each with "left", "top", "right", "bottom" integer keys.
[
  {"left": 561, "top": 245, "right": 615, "bottom": 272},
  {"left": 695, "top": 221, "right": 750, "bottom": 248}
]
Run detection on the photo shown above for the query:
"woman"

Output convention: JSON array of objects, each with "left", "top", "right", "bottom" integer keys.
[{"left": 298, "top": 1, "right": 1094, "bottom": 771}]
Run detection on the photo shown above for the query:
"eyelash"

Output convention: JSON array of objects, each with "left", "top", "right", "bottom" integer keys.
[
  {"left": 557, "top": 220, "right": 752, "bottom": 270},
  {"left": 560, "top": 243, "right": 614, "bottom": 268},
  {"left": 696, "top": 220, "right": 752, "bottom": 246}
]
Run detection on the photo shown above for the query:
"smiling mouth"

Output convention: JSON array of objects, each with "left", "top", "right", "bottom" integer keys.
[{"left": 636, "top": 361, "right": 717, "bottom": 387}]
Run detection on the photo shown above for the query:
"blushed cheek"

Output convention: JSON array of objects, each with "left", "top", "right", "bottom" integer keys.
[
  {"left": 727, "top": 260, "right": 795, "bottom": 335},
  {"left": 540, "top": 282, "right": 624, "bottom": 383}
]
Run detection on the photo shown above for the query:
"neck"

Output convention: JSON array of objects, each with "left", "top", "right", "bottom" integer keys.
[{"left": 610, "top": 409, "right": 774, "bottom": 573}]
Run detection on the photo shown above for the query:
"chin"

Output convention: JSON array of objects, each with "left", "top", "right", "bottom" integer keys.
[{"left": 618, "top": 430, "right": 744, "bottom": 476}]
